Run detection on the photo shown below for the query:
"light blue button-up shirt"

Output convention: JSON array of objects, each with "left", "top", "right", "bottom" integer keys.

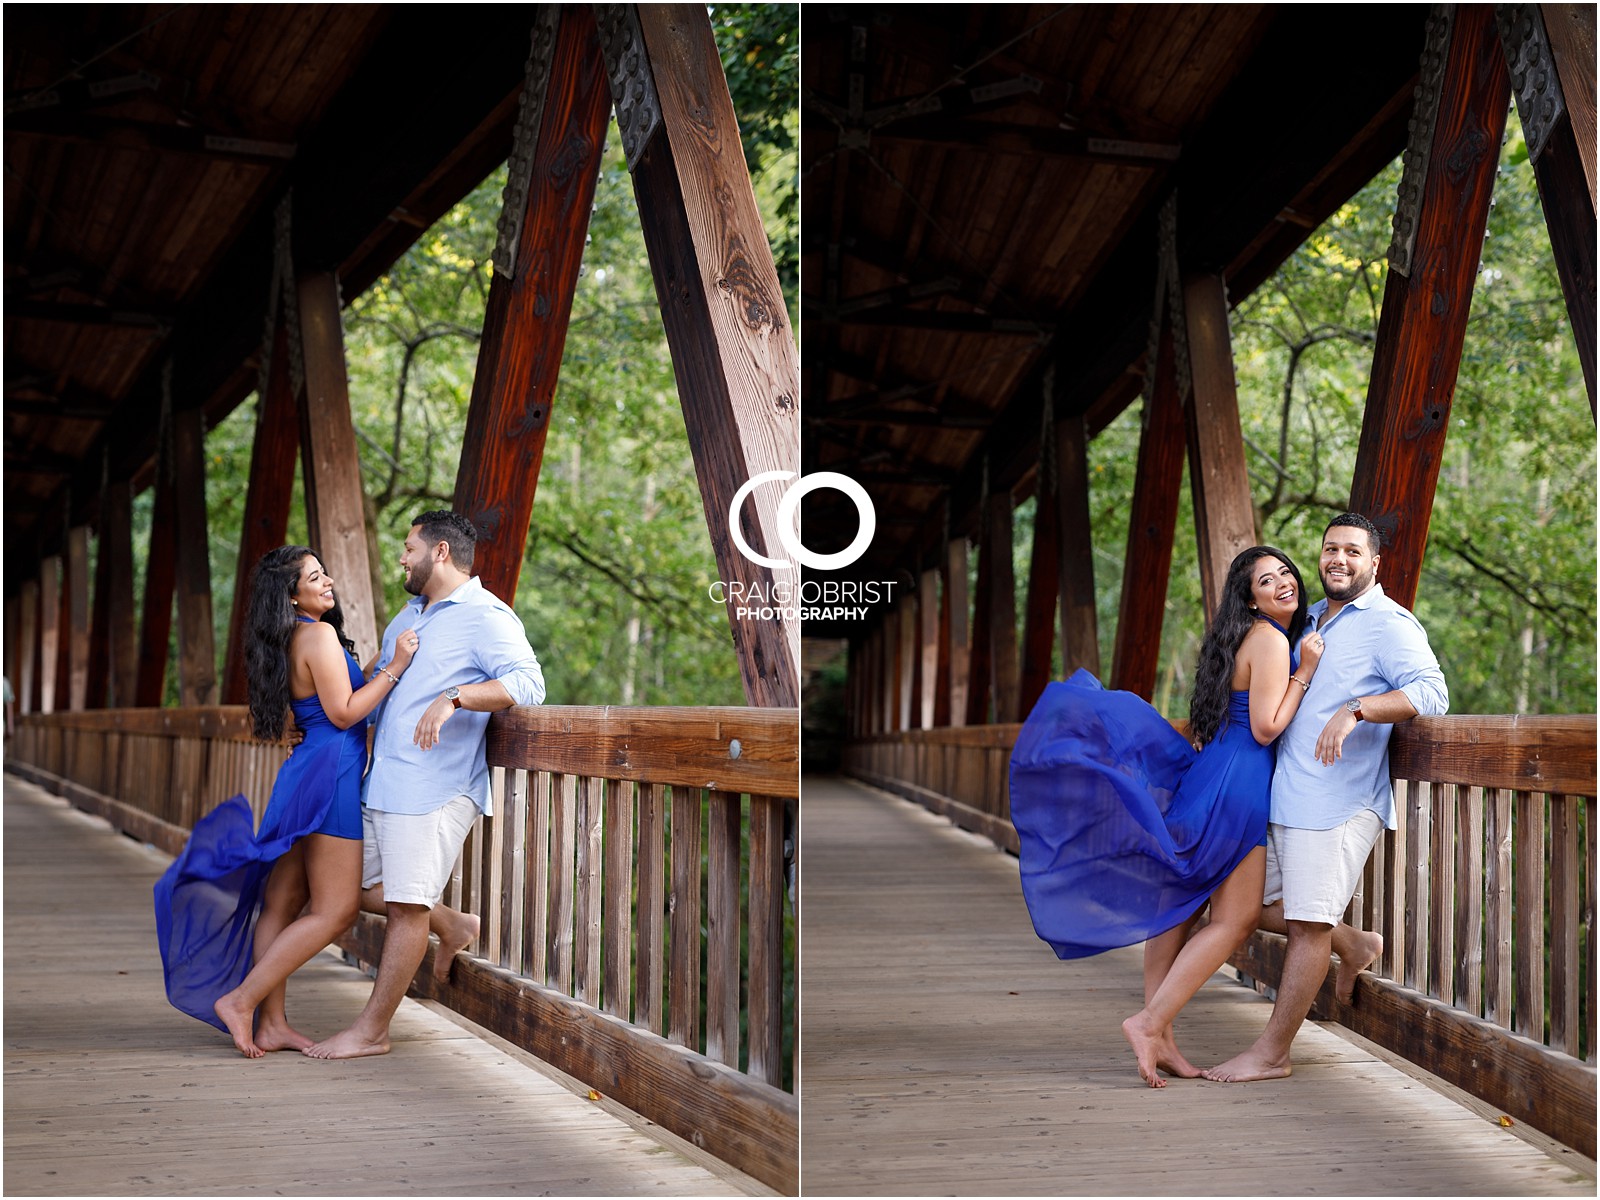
[
  {"left": 1271, "top": 583, "right": 1448, "bottom": 830},
  {"left": 362, "top": 576, "right": 545, "bottom": 817}
]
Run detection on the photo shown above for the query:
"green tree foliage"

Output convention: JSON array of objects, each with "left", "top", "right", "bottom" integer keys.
[{"left": 1085, "top": 112, "right": 1595, "bottom": 717}]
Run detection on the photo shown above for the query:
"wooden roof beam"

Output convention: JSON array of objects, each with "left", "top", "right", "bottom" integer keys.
[
  {"left": 867, "top": 118, "right": 1180, "bottom": 166},
  {"left": 5, "top": 111, "right": 297, "bottom": 163}
]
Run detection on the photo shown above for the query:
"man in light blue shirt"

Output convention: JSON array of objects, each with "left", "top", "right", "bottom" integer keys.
[
  {"left": 306, "top": 511, "right": 544, "bottom": 1060},
  {"left": 1208, "top": 513, "right": 1447, "bottom": 1083}
]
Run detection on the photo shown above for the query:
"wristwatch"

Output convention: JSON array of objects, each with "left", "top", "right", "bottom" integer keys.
[
  {"left": 445, "top": 685, "right": 462, "bottom": 710},
  {"left": 1346, "top": 698, "right": 1364, "bottom": 722}
]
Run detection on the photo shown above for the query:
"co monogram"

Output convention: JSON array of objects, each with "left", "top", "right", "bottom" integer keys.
[{"left": 728, "top": 471, "right": 876, "bottom": 571}]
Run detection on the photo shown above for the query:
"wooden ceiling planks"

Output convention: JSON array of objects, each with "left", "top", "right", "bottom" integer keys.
[
  {"left": 3, "top": 5, "right": 532, "bottom": 573},
  {"left": 802, "top": 5, "right": 1427, "bottom": 608}
]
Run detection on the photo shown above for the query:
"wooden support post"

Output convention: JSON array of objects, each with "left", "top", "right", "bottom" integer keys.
[
  {"left": 18, "top": 578, "right": 39, "bottom": 715},
  {"left": 897, "top": 594, "right": 916, "bottom": 731},
  {"left": 879, "top": 615, "right": 894, "bottom": 734},
  {"left": 1349, "top": 7, "right": 1510, "bottom": 609},
  {"left": 966, "top": 525, "right": 994, "bottom": 726},
  {"left": 136, "top": 467, "right": 178, "bottom": 707},
  {"left": 1505, "top": 6, "right": 1598, "bottom": 411},
  {"left": 3, "top": 597, "right": 17, "bottom": 719},
  {"left": 88, "top": 482, "right": 130, "bottom": 709},
  {"left": 1183, "top": 273, "right": 1258, "bottom": 618},
  {"left": 171, "top": 405, "right": 218, "bottom": 708},
  {"left": 62, "top": 525, "right": 91, "bottom": 711},
  {"left": 38, "top": 557, "right": 60, "bottom": 714},
  {"left": 1019, "top": 467, "right": 1060, "bottom": 717},
  {"left": 223, "top": 324, "right": 300, "bottom": 704},
  {"left": 1111, "top": 331, "right": 1186, "bottom": 700},
  {"left": 297, "top": 271, "right": 379, "bottom": 663},
  {"left": 1055, "top": 413, "right": 1100, "bottom": 678},
  {"left": 455, "top": 8, "right": 612, "bottom": 603},
  {"left": 607, "top": 4, "right": 801, "bottom": 707},
  {"left": 918, "top": 568, "right": 938, "bottom": 728},
  {"left": 986, "top": 494, "right": 1020, "bottom": 723},
  {"left": 939, "top": 537, "right": 970, "bottom": 727}
]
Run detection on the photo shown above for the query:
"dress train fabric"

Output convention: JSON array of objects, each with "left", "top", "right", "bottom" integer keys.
[{"left": 1009, "top": 668, "right": 1275, "bottom": 959}]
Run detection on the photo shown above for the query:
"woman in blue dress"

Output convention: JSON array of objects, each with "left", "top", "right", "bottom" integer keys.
[
  {"left": 153, "top": 546, "right": 418, "bottom": 1057},
  {"left": 1010, "top": 546, "right": 1325, "bottom": 1087}
]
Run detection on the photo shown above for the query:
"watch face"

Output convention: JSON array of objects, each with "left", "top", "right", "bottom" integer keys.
[{"left": 445, "top": 686, "right": 460, "bottom": 700}]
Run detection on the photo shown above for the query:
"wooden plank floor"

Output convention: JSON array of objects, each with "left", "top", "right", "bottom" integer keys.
[
  {"left": 800, "top": 776, "right": 1598, "bottom": 1197},
  {"left": 3, "top": 773, "right": 759, "bottom": 1197}
]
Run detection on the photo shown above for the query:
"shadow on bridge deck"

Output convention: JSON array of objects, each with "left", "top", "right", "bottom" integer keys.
[
  {"left": 2, "top": 774, "right": 764, "bottom": 1197},
  {"left": 800, "top": 776, "right": 1596, "bottom": 1197}
]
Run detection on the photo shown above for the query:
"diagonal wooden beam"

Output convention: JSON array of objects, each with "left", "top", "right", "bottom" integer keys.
[
  {"left": 1350, "top": 6, "right": 1511, "bottom": 609},
  {"left": 454, "top": 6, "right": 611, "bottom": 604},
  {"left": 606, "top": 4, "right": 801, "bottom": 708}
]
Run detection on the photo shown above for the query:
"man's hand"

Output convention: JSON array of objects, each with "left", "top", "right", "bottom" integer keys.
[
  {"left": 1315, "top": 708, "right": 1360, "bottom": 765},
  {"left": 414, "top": 694, "right": 456, "bottom": 750}
]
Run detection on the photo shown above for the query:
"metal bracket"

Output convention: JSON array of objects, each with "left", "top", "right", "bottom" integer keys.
[
  {"left": 1388, "top": 4, "right": 1456, "bottom": 277},
  {"left": 493, "top": 7, "right": 562, "bottom": 280},
  {"left": 596, "top": 4, "right": 662, "bottom": 171},
  {"left": 1495, "top": 4, "right": 1565, "bottom": 162}
]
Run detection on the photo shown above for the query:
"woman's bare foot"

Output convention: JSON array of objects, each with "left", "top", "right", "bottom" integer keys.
[
  {"left": 303, "top": 1026, "right": 390, "bottom": 1060},
  {"left": 431, "top": 910, "right": 480, "bottom": 982},
  {"left": 1335, "top": 931, "right": 1384, "bottom": 1005},
  {"left": 213, "top": 991, "right": 264, "bottom": 1059},
  {"left": 1121, "top": 1011, "right": 1170, "bottom": 1088},
  {"left": 1203, "top": 1045, "right": 1292, "bottom": 1083},
  {"left": 253, "top": 1018, "right": 315, "bottom": 1053},
  {"left": 1155, "top": 1027, "right": 1202, "bottom": 1079}
]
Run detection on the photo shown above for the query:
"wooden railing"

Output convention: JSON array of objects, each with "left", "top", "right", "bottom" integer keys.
[
  {"left": 843, "top": 714, "right": 1597, "bottom": 1156},
  {"left": 9, "top": 704, "right": 798, "bottom": 1192}
]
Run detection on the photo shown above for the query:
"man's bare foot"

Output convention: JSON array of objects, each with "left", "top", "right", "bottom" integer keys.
[
  {"left": 431, "top": 910, "right": 480, "bottom": 983},
  {"left": 253, "top": 1018, "right": 315, "bottom": 1053},
  {"left": 1335, "top": 931, "right": 1384, "bottom": 1005},
  {"left": 1155, "top": 1027, "right": 1202, "bottom": 1079},
  {"left": 1121, "top": 1011, "right": 1169, "bottom": 1088},
  {"left": 1203, "top": 1045, "right": 1292, "bottom": 1083},
  {"left": 213, "top": 991, "right": 263, "bottom": 1059},
  {"left": 303, "top": 1027, "right": 390, "bottom": 1060}
]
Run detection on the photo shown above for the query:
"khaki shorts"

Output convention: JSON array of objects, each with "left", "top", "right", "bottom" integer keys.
[
  {"left": 1264, "top": 810, "right": 1383, "bottom": 927},
  {"left": 361, "top": 795, "right": 479, "bottom": 908}
]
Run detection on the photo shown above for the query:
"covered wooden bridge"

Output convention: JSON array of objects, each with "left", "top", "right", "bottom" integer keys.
[
  {"left": 801, "top": 1, "right": 1597, "bottom": 1180},
  {"left": 5, "top": 5, "right": 796, "bottom": 1193}
]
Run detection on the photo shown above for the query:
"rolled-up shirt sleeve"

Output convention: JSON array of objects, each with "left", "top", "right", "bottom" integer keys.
[
  {"left": 478, "top": 609, "right": 546, "bottom": 707},
  {"left": 1382, "top": 614, "right": 1449, "bottom": 717}
]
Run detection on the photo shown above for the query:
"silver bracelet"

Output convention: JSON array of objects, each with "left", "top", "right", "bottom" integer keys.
[
  {"left": 1289, "top": 675, "right": 1310, "bottom": 691},
  {"left": 380, "top": 667, "right": 401, "bottom": 685}
]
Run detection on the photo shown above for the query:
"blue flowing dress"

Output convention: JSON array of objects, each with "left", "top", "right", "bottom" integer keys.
[
  {"left": 152, "top": 626, "right": 368, "bottom": 1029},
  {"left": 1010, "top": 625, "right": 1293, "bottom": 959}
]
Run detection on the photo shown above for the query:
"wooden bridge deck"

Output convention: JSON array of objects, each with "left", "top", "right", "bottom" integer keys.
[
  {"left": 2, "top": 773, "right": 763, "bottom": 1197},
  {"left": 800, "top": 776, "right": 1597, "bottom": 1197}
]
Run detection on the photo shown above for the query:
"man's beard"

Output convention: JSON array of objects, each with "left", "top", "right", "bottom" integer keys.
[
  {"left": 1321, "top": 560, "right": 1377, "bottom": 602},
  {"left": 404, "top": 557, "right": 432, "bottom": 596}
]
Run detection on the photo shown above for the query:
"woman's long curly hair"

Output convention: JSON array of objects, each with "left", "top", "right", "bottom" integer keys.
[
  {"left": 244, "top": 545, "right": 356, "bottom": 740},
  {"left": 1187, "top": 546, "right": 1308, "bottom": 748}
]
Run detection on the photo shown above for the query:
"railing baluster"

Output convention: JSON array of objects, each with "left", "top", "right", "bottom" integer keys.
[
  {"left": 1404, "top": 779, "right": 1430, "bottom": 991},
  {"left": 574, "top": 774, "right": 604, "bottom": 1008},
  {"left": 636, "top": 781, "right": 667, "bottom": 1035},
  {"left": 603, "top": 778, "right": 634, "bottom": 1019},
  {"left": 1429, "top": 777, "right": 1456, "bottom": 1003},
  {"left": 705, "top": 789, "right": 742, "bottom": 1069},
  {"left": 669, "top": 785, "right": 703, "bottom": 1052},
  {"left": 1548, "top": 793, "right": 1580, "bottom": 1056},
  {"left": 747, "top": 794, "right": 785, "bottom": 1088},
  {"left": 502, "top": 767, "right": 526, "bottom": 975},
  {"left": 1454, "top": 784, "right": 1484, "bottom": 1017},
  {"left": 483, "top": 765, "right": 507, "bottom": 964},
  {"left": 1513, "top": 789, "right": 1546, "bottom": 1042},
  {"left": 549, "top": 772, "right": 577, "bottom": 995},
  {"left": 525, "top": 770, "right": 551, "bottom": 984},
  {"left": 1485, "top": 786, "right": 1514, "bottom": 1027},
  {"left": 1585, "top": 800, "right": 1596, "bottom": 1063},
  {"left": 1385, "top": 797, "right": 1407, "bottom": 985}
]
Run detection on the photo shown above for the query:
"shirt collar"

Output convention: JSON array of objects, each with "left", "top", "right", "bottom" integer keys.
[
  {"left": 407, "top": 575, "right": 481, "bottom": 613},
  {"left": 1310, "top": 581, "right": 1386, "bottom": 627}
]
